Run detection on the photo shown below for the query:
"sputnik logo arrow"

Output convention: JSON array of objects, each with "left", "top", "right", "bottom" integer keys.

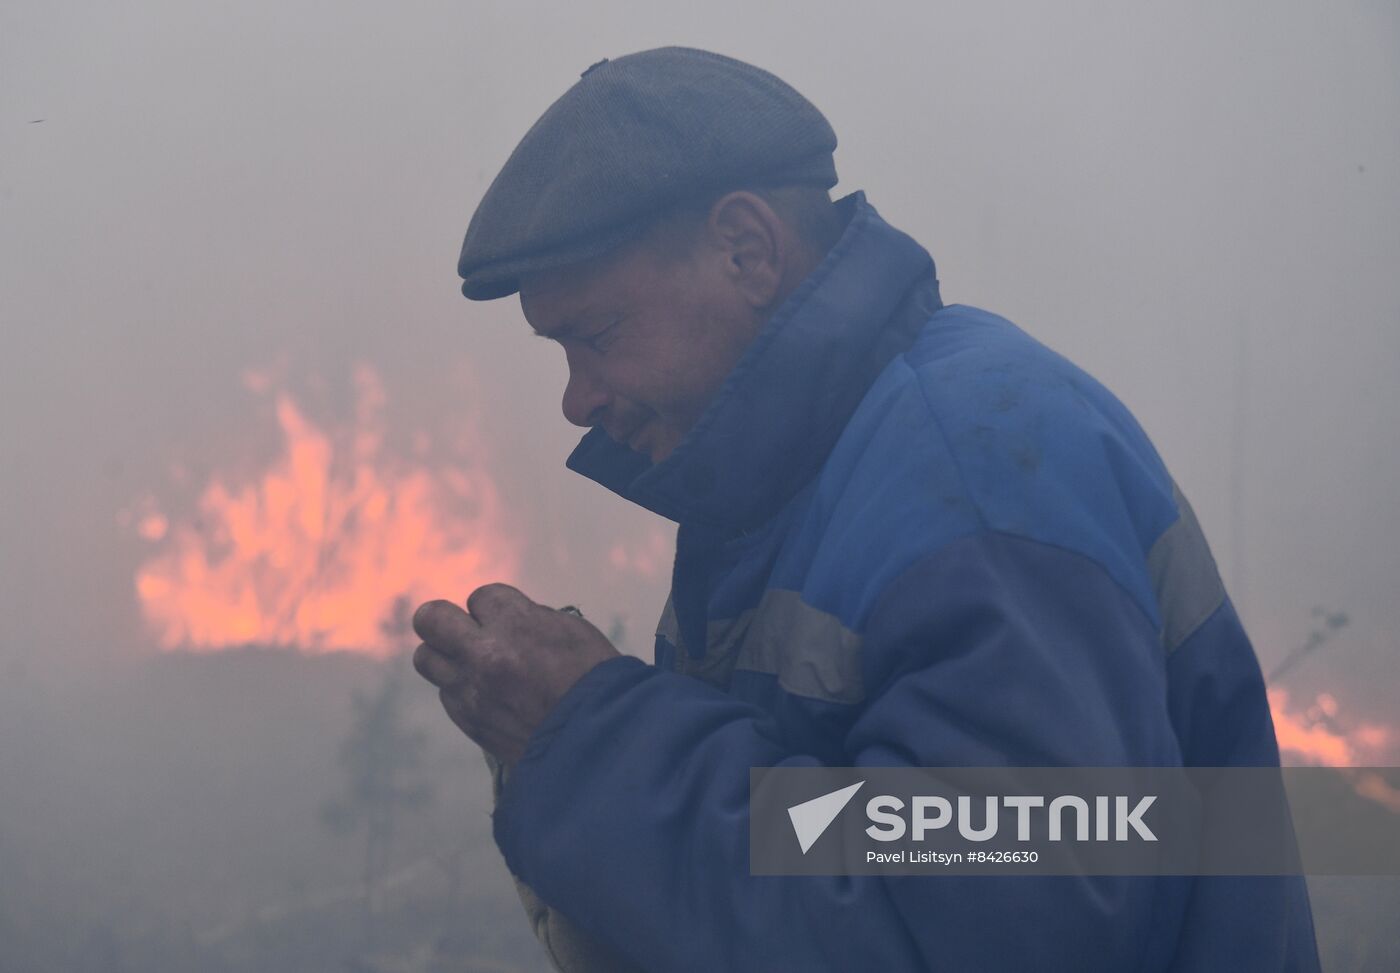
[{"left": 787, "top": 781, "right": 865, "bottom": 854}]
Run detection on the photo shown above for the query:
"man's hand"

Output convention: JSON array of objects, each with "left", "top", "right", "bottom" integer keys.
[{"left": 411, "top": 583, "right": 621, "bottom": 765}]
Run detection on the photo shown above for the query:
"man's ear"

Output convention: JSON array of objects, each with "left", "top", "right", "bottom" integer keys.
[{"left": 705, "top": 192, "right": 787, "bottom": 311}]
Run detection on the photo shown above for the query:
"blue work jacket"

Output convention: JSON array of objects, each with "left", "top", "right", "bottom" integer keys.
[{"left": 493, "top": 193, "right": 1320, "bottom": 972}]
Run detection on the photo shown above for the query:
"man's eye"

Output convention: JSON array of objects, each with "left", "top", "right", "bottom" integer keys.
[{"left": 587, "top": 318, "right": 624, "bottom": 352}]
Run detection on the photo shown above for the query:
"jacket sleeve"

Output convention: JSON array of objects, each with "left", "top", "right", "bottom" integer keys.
[
  {"left": 491, "top": 530, "right": 1187, "bottom": 972},
  {"left": 483, "top": 751, "right": 650, "bottom": 973}
]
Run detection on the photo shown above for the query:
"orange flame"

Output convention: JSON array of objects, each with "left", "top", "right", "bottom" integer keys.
[
  {"left": 1269, "top": 689, "right": 1400, "bottom": 817},
  {"left": 130, "top": 364, "right": 517, "bottom": 656},
  {"left": 1268, "top": 688, "right": 1395, "bottom": 767}
]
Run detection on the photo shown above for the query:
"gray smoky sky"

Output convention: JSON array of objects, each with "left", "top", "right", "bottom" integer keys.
[
  {"left": 2, "top": 3, "right": 1398, "bottom": 711},
  {"left": 3, "top": 2, "right": 1400, "bottom": 969}
]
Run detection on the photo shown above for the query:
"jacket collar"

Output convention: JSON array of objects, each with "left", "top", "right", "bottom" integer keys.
[{"left": 565, "top": 191, "right": 941, "bottom": 530}]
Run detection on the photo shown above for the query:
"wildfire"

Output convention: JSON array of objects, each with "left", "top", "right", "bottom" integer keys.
[
  {"left": 129, "top": 364, "right": 518, "bottom": 656},
  {"left": 1268, "top": 688, "right": 1394, "bottom": 767},
  {"left": 1268, "top": 687, "right": 1400, "bottom": 820}
]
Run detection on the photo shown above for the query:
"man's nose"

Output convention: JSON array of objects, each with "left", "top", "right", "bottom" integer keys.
[{"left": 561, "top": 357, "right": 610, "bottom": 428}]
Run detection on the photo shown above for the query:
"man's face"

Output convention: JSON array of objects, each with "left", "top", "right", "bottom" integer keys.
[{"left": 519, "top": 229, "right": 761, "bottom": 463}]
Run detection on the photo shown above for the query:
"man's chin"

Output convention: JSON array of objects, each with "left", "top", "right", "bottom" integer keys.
[
  {"left": 641, "top": 428, "right": 682, "bottom": 464},
  {"left": 605, "top": 419, "right": 681, "bottom": 463}
]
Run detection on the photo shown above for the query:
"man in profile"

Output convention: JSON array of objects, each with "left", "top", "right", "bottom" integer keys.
[{"left": 411, "top": 46, "right": 1319, "bottom": 971}]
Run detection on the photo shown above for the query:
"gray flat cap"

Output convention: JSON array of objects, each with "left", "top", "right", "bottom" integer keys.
[{"left": 457, "top": 46, "right": 838, "bottom": 301}]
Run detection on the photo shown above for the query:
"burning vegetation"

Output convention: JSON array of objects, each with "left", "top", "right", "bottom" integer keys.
[{"left": 127, "top": 364, "right": 517, "bottom": 657}]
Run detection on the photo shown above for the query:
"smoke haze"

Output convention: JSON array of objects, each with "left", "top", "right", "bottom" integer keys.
[{"left": 2, "top": 1, "right": 1397, "bottom": 968}]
